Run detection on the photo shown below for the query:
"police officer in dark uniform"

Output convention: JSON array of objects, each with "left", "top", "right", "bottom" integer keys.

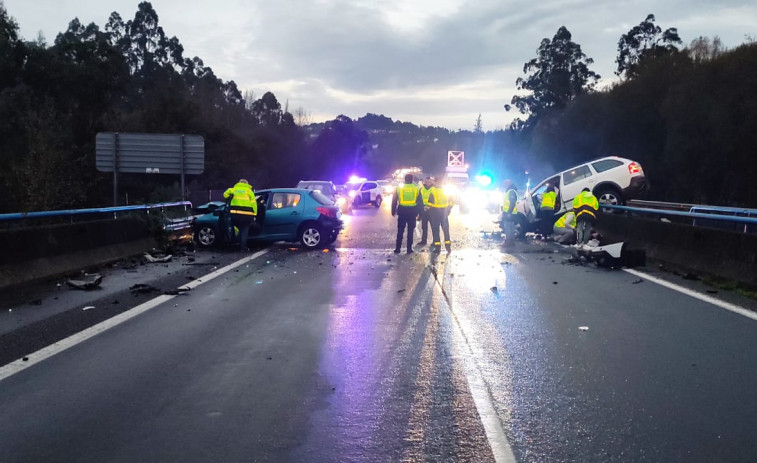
[{"left": 392, "top": 173, "right": 422, "bottom": 254}]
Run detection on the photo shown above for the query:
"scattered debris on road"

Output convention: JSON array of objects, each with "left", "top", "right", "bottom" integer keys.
[
  {"left": 578, "top": 326, "right": 589, "bottom": 331},
  {"left": 28, "top": 299, "right": 42, "bottom": 305},
  {"left": 143, "top": 252, "right": 172, "bottom": 263},
  {"left": 129, "top": 283, "right": 159, "bottom": 295},
  {"left": 82, "top": 306, "right": 95, "bottom": 311},
  {"left": 632, "top": 279, "right": 644, "bottom": 284},
  {"left": 683, "top": 272, "right": 700, "bottom": 281},
  {"left": 67, "top": 273, "right": 103, "bottom": 290},
  {"left": 163, "top": 288, "right": 190, "bottom": 295},
  {"left": 397, "top": 289, "right": 406, "bottom": 293}
]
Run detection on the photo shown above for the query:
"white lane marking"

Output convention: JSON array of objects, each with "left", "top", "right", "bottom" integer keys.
[
  {"left": 0, "top": 250, "right": 268, "bottom": 383},
  {"left": 433, "top": 260, "right": 517, "bottom": 463},
  {"left": 460, "top": 351, "right": 517, "bottom": 463},
  {"left": 623, "top": 268, "right": 757, "bottom": 322}
]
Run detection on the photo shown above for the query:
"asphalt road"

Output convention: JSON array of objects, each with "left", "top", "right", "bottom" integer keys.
[{"left": 2, "top": 199, "right": 757, "bottom": 462}]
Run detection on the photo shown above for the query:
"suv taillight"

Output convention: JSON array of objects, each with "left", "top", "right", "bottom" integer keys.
[
  {"left": 316, "top": 206, "right": 337, "bottom": 218},
  {"left": 628, "top": 162, "right": 641, "bottom": 174}
]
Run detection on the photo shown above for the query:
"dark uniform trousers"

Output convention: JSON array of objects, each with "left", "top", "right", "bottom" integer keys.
[
  {"left": 396, "top": 207, "right": 417, "bottom": 252},
  {"left": 419, "top": 208, "right": 431, "bottom": 243},
  {"left": 430, "top": 207, "right": 450, "bottom": 250}
]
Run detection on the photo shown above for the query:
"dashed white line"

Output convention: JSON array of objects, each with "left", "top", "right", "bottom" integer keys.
[
  {"left": 0, "top": 250, "right": 268, "bottom": 383},
  {"left": 623, "top": 268, "right": 757, "bottom": 322}
]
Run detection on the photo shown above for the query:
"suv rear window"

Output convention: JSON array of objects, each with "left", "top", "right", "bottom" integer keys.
[
  {"left": 591, "top": 159, "right": 623, "bottom": 173},
  {"left": 310, "top": 191, "right": 333, "bottom": 205},
  {"left": 563, "top": 165, "right": 592, "bottom": 186}
]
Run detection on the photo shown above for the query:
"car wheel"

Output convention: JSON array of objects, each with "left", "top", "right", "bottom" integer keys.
[
  {"left": 196, "top": 226, "right": 217, "bottom": 247},
  {"left": 325, "top": 232, "right": 338, "bottom": 245},
  {"left": 352, "top": 196, "right": 361, "bottom": 207},
  {"left": 299, "top": 223, "right": 323, "bottom": 249},
  {"left": 374, "top": 195, "right": 382, "bottom": 207},
  {"left": 595, "top": 187, "right": 623, "bottom": 212}
]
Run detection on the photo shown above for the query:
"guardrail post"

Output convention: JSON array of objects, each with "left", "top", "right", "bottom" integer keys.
[{"left": 113, "top": 132, "right": 119, "bottom": 207}]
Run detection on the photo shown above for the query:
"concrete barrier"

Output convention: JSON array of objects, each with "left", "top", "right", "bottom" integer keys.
[
  {"left": 0, "top": 217, "right": 159, "bottom": 290},
  {"left": 596, "top": 214, "right": 757, "bottom": 288}
]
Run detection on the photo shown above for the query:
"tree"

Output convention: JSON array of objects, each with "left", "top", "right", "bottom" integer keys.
[
  {"left": 251, "top": 91, "right": 282, "bottom": 126},
  {"left": 292, "top": 106, "right": 312, "bottom": 126},
  {"left": 0, "top": 1, "right": 24, "bottom": 89},
  {"left": 474, "top": 113, "right": 483, "bottom": 133},
  {"left": 688, "top": 36, "right": 726, "bottom": 63},
  {"left": 310, "top": 115, "right": 369, "bottom": 179},
  {"left": 615, "top": 14, "right": 682, "bottom": 78},
  {"left": 510, "top": 26, "right": 599, "bottom": 129}
]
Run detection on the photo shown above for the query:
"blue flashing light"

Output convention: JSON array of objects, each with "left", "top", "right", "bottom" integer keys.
[{"left": 475, "top": 174, "right": 493, "bottom": 187}]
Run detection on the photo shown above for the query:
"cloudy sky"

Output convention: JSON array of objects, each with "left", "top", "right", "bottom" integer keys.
[{"left": 4, "top": 0, "right": 756, "bottom": 130}]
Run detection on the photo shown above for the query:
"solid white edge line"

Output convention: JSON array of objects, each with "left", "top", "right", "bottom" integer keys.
[
  {"left": 0, "top": 250, "right": 268, "bottom": 383},
  {"left": 462, "top": 357, "right": 518, "bottom": 463},
  {"left": 436, "top": 260, "right": 517, "bottom": 463},
  {"left": 623, "top": 268, "right": 757, "bottom": 322}
]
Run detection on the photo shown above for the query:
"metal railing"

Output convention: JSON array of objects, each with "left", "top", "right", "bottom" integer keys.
[
  {"left": 0, "top": 201, "right": 192, "bottom": 222},
  {"left": 0, "top": 202, "right": 194, "bottom": 238},
  {"left": 602, "top": 203, "right": 757, "bottom": 234}
]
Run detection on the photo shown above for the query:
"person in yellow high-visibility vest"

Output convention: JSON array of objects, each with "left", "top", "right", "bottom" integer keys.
[
  {"left": 572, "top": 187, "right": 599, "bottom": 247},
  {"left": 552, "top": 210, "right": 576, "bottom": 244},
  {"left": 500, "top": 179, "right": 519, "bottom": 248},
  {"left": 538, "top": 184, "right": 557, "bottom": 235},
  {"left": 223, "top": 179, "right": 257, "bottom": 252},
  {"left": 428, "top": 179, "right": 453, "bottom": 253},
  {"left": 417, "top": 176, "right": 435, "bottom": 246},
  {"left": 391, "top": 173, "right": 422, "bottom": 254}
]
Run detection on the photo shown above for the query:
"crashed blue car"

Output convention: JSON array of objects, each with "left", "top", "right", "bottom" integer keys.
[{"left": 193, "top": 188, "right": 343, "bottom": 249}]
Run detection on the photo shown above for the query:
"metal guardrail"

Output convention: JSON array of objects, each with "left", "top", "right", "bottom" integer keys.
[
  {"left": 0, "top": 202, "right": 195, "bottom": 240},
  {"left": 0, "top": 201, "right": 192, "bottom": 222},
  {"left": 602, "top": 203, "right": 757, "bottom": 233},
  {"left": 626, "top": 199, "right": 695, "bottom": 211}
]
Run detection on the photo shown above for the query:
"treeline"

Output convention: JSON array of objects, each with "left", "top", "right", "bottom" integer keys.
[{"left": 0, "top": 2, "right": 312, "bottom": 212}]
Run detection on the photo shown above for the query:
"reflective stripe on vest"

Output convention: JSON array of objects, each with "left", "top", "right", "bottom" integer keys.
[
  {"left": 541, "top": 191, "right": 556, "bottom": 209},
  {"left": 555, "top": 212, "right": 576, "bottom": 228},
  {"left": 430, "top": 187, "right": 449, "bottom": 208},
  {"left": 230, "top": 209, "right": 255, "bottom": 216},
  {"left": 398, "top": 184, "right": 419, "bottom": 206},
  {"left": 502, "top": 189, "right": 517, "bottom": 214},
  {"left": 420, "top": 186, "right": 433, "bottom": 206},
  {"left": 573, "top": 191, "right": 598, "bottom": 219}
]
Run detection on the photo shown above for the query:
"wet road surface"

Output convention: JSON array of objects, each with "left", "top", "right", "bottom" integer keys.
[{"left": 2, "top": 199, "right": 757, "bottom": 461}]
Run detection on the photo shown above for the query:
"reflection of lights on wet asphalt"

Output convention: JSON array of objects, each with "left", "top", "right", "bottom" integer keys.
[{"left": 437, "top": 249, "right": 518, "bottom": 460}]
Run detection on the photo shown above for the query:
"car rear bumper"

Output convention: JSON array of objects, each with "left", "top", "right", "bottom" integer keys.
[
  {"left": 623, "top": 176, "right": 650, "bottom": 199},
  {"left": 319, "top": 216, "right": 343, "bottom": 234}
]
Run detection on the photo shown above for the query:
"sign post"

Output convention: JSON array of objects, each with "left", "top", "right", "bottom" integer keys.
[{"left": 96, "top": 133, "right": 205, "bottom": 206}]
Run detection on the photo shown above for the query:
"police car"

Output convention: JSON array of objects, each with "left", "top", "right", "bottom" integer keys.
[{"left": 346, "top": 180, "right": 383, "bottom": 208}]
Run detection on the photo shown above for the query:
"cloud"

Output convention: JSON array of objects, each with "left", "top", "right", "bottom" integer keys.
[{"left": 5, "top": 0, "right": 757, "bottom": 130}]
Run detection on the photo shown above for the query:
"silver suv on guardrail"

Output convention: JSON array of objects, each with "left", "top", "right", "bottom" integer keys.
[{"left": 518, "top": 156, "right": 649, "bottom": 224}]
